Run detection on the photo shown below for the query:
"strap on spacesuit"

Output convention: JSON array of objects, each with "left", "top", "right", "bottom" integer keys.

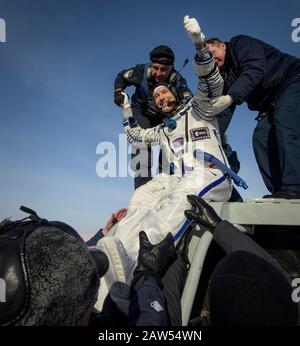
[{"left": 194, "top": 149, "right": 248, "bottom": 190}]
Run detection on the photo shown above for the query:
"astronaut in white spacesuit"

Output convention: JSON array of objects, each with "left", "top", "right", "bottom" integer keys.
[{"left": 95, "top": 16, "right": 233, "bottom": 312}]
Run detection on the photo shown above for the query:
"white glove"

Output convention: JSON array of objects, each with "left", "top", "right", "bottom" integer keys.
[
  {"left": 199, "top": 95, "right": 233, "bottom": 117},
  {"left": 183, "top": 15, "right": 205, "bottom": 45},
  {"left": 121, "top": 92, "right": 133, "bottom": 117}
]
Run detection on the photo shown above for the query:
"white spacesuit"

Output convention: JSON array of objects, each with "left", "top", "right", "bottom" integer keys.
[
  {"left": 113, "top": 53, "right": 232, "bottom": 251},
  {"left": 95, "top": 16, "right": 233, "bottom": 313}
]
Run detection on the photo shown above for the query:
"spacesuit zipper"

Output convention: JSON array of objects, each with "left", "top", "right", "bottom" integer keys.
[
  {"left": 162, "top": 127, "right": 176, "bottom": 156},
  {"left": 182, "top": 115, "right": 189, "bottom": 175},
  {"left": 185, "top": 115, "right": 189, "bottom": 147}
]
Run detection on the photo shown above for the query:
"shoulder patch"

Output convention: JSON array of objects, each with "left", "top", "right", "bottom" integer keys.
[
  {"left": 190, "top": 127, "right": 211, "bottom": 141},
  {"left": 124, "top": 69, "right": 134, "bottom": 79},
  {"left": 150, "top": 300, "right": 164, "bottom": 312},
  {"left": 172, "top": 137, "right": 184, "bottom": 148}
]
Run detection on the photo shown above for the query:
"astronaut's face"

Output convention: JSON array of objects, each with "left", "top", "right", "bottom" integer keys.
[
  {"left": 153, "top": 86, "right": 176, "bottom": 113},
  {"left": 150, "top": 63, "right": 173, "bottom": 83},
  {"left": 207, "top": 42, "right": 227, "bottom": 69}
]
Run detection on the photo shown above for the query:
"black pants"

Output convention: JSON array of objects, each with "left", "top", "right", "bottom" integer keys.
[
  {"left": 253, "top": 81, "right": 300, "bottom": 193},
  {"left": 161, "top": 255, "right": 188, "bottom": 326}
]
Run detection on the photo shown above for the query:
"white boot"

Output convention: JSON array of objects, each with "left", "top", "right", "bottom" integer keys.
[{"left": 95, "top": 236, "right": 136, "bottom": 315}]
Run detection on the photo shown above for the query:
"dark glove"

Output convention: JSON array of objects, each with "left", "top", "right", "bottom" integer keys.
[
  {"left": 223, "top": 144, "right": 240, "bottom": 174},
  {"left": 114, "top": 89, "right": 125, "bottom": 107},
  {"left": 133, "top": 231, "right": 177, "bottom": 282},
  {"left": 184, "top": 195, "right": 222, "bottom": 231}
]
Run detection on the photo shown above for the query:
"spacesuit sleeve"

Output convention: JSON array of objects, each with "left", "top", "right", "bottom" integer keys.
[
  {"left": 123, "top": 118, "right": 161, "bottom": 146},
  {"left": 226, "top": 35, "right": 265, "bottom": 105},
  {"left": 122, "top": 98, "right": 161, "bottom": 146},
  {"left": 190, "top": 53, "right": 225, "bottom": 121},
  {"left": 217, "top": 103, "right": 236, "bottom": 143},
  {"left": 193, "top": 54, "right": 224, "bottom": 98}
]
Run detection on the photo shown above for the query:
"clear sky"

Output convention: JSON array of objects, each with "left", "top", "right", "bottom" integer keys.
[{"left": 0, "top": 0, "right": 299, "bottom": 239}]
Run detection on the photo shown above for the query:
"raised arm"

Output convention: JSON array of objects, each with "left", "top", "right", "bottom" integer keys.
[
  {"left": 122, "top": 92, "right": 161, "bottom": 146},
  {"left": 183, "top": 15, "right": 233, "bottom": 120}
]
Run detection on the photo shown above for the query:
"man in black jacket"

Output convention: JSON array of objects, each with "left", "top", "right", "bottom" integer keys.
[
  {"left": 114, "top": 45, "right": 192, "bottom": 189},
  {"left": 185, "top": 195, "right": 299, "bottom": 326},
  {"left": 205, "top": 35, "right": 300, "bottom": 199}
]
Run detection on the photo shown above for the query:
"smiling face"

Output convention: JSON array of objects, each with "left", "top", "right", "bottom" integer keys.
[
  {"left": 153, "top": 85, "right": 176, "bottom": 113},
  {"left": 150, "top": 63, "right": 173, "bottom": 83},
  {"left": 207, "top": 41, "right": 227, "bottom": 69}
]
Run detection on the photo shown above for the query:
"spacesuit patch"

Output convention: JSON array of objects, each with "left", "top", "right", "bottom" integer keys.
[
  {"left": 190, "top": 127, "right": 211, "bottom": 141},
  {"left": 172, "top": 137, "right": 184, "bottom": 148}
]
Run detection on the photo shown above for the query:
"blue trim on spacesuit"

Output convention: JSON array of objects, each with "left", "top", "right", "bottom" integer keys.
[{"left": 173, "top": 175, "right": 226, "bottom": 241}]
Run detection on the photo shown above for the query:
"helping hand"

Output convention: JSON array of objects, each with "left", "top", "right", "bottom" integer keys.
[
  {"left": 114, "top": 89, "right": 125, "bottom": 107},
  {"left": 134, "top": 231, "right": 177, "bottom": 279},
  {"left": 200, "top": 95, "right": 233, "bottom": 117},
  {"left": 102, "top": 208, "right": 127, "bottom": 235},
  {"left": 184, "top": 195, "right": 222, "bottom": 231}
]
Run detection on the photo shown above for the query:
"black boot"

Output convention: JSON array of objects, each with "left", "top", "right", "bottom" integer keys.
[{"left": 263, "top": 189, "right": 300, "bottom": 199}]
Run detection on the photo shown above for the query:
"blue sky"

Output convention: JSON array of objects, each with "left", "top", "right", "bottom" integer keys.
[{"left": 0, "top": 0, "right": 299, "bottom": 239}]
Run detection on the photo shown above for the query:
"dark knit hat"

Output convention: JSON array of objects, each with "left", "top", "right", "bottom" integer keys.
[
  {"left": 150, "top": 45, "right": 175, "bottom": 65},
  {"left": 0, "top": 214, "right": 108, "bottom": 326},
  {"left": 209, "top": 251, "right": 299, "bottom": 326}
]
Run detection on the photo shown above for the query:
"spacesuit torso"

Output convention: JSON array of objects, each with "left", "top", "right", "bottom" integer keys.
[
  {"left": 123, "top": 53, "right": 229, "bottom": 175},
  {"left": 159, "top": 99, "right": 228, "bottom": 174},
  {"left": 124, "top": 95, "right": 229, "bottom": 177}
]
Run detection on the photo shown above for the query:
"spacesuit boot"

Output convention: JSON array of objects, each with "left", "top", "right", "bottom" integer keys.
[{"left": 95, "top": 236, "right": 136, "bottom": 314}]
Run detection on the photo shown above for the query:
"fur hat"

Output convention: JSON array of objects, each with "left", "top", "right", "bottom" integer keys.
[{"left": 0, "top": 218, "right": 108, "bottom": 326}]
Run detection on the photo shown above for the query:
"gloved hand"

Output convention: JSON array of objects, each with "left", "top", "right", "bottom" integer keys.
[
  {"left": 133, "top": 231, "right": 177, "bottom": 281},
  {"left": 121, "top": 92, "right": 133, "bottom": 117},
  {"left": 200, "top": 95, "right": 233, "bottom": 117},
  {"left": 114, "top": 89, "right": 125, "bottom": 107},
  {"left": 183, "top": 15, "right": 206, "bottom": 45},
  {"left": 184, "top": 195, "right": 222, "bottom": 230}
]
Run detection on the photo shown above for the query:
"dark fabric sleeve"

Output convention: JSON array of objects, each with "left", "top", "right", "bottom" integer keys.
[
  {"left": 129, "top": 275, "right": 169, "bottom": 326},
  {"left": 227, "top": 35, "right": 266, "bottom": 104},
  {"left": 176, "top": 71, "right": 193, "bottom": 97},
  {"left": 85, "top": 229, "right": 104, "bottom": 247},
  {"left": 114, "top": 64, "right": 145, "bottom": 91},
  {"left": 114, "top": 68, "right": 134, "bottom": 91},
  {"left": 89, "top": 294, "right": 127, "bottom": 327},
  {"left": 216, "top": 103, "right": 236, "bottom": 143},
  {"left": 213, "top": 220, "right": 289, "bottom": 278}
]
